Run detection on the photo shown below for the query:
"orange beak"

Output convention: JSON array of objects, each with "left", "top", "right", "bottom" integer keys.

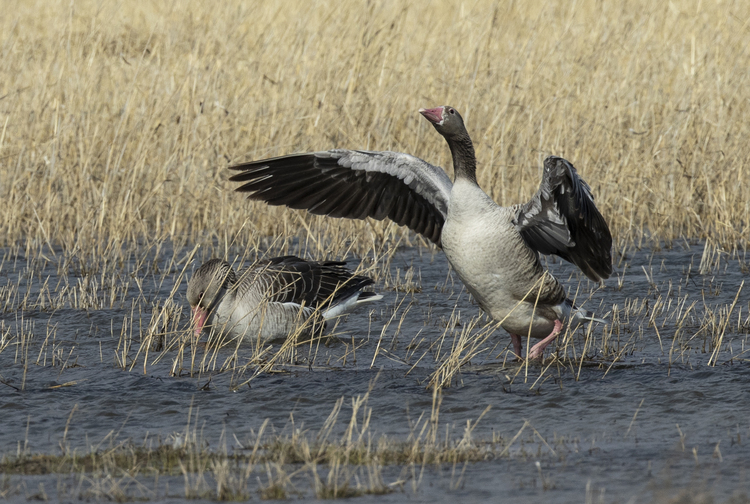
[
  {"left": 192, "top": 306, "right": 208, "bottom": 336},
  {"left": 419, "top": 106, "right": 444, "bottom": 125}
]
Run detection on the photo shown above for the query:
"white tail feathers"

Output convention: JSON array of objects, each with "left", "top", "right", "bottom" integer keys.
[
  {"left": 322, "top": 291, "right": 383, "bottom": 319},
  {"left": 572, "top": 308, "right": 607, "bottom": 325},
  {"left": 560, "top": 299, "right": 607, "bottom": 329}
]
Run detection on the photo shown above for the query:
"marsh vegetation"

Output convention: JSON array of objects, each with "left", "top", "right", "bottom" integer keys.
[{"left": 1, "top": 0, "right": 749, "bottom": 502}]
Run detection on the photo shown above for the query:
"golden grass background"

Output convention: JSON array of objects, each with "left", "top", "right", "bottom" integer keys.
[{"left": 1, "top": 0, "right": 749, "bottom": 254}]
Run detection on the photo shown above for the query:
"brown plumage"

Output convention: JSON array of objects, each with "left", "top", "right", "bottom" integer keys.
[{"left": 187, "top": 256, "right": 382, "bottom": 344}]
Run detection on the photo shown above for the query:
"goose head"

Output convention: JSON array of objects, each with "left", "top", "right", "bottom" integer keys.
[
  {"left": 419, "top": 105, "right": 467, "bottom": 141},
  {"left": 419, "top": 105, "right": 476, "bottom": 181},
  {"left": 186, "top": 259, "right": 236, "bottom": 336}
]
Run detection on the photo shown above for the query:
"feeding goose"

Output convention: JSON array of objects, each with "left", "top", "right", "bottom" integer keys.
[
  {"left": 187, "top": 256, "right": 383, "bottom": 344},
  {"left": 228, "top": 106, "right": 612, "bottom": 359}
]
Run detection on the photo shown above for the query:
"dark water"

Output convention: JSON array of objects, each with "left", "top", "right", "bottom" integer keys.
[{"left": 1, "top": 241, "right": 749, "bottom": 502}]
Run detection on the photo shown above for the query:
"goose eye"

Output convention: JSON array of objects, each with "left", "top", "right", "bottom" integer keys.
[{"left": 448, "top": 108, "right": 455, "bottom": 115}]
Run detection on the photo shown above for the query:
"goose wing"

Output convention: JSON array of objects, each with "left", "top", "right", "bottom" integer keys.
[
  {"left": 228, "top": 149, "right": 452, "bottom": 245},
  {"left": 244, "top": 256, "right": 373, "bottom": 309},
  {"left": 513, "top": 156, "right": 612, "bottom": 282}
]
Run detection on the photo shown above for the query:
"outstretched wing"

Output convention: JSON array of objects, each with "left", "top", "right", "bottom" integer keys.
[
  {"left": 513, "top": 156, "right": 612, "bottom": 282},
  {"left": 229, "top": 149, "right": 452, "bottom": 245}
]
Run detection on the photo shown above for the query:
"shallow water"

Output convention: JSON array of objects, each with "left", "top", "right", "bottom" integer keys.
[{"left": 1, "top": 241, "right": 749, "bottom": 502}]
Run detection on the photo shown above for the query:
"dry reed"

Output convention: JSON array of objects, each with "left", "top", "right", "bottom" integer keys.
[{"left": 0, "top": 0, "right": 749, "bottom": 255}]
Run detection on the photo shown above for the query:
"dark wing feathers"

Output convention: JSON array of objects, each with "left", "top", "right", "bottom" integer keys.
[
  {"left": 253, "top": 256, "right": 373, "bottom": 309},
  {"left": 513, "top": 156, "right": 612, "bottom": 282},
  {"left": 229, "top": 150, "right": 610, "bottom": 281},
  {"left": 228, "top": 150, "right": 452, "bottom": 245}
]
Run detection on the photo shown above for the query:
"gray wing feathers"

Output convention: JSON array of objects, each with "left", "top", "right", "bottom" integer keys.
[
  {"left": 229, "top": 150, "right": 452, "bottom": 245},
  {"left": 513, "top": 156, "right": 612, "bottom": 282},
  {"left": 235, "top": 256, "right": 373, "bottom": 310}
]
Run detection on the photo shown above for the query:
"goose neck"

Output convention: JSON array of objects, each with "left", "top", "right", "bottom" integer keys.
[{"left": 449, "top": 136, "right": 478, "bottom": 184}]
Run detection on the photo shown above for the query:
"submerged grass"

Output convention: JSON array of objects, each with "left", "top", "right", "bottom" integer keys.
[
  {"left": 2, "top": 384, "right": 746, "bottom": 502},
  {"left": 0, "top": 387, "right": 515, "bottom": 500},
  {"left": 1, "top": 238, "right": 748, "bottom": 397},
  {"left": 1, "top": 241, "right": 748, "bottom": 501}
]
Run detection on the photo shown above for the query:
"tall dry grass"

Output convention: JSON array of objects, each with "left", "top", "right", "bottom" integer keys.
[{"left": 1, "top": 0, "right": 749, "bottom": 256}]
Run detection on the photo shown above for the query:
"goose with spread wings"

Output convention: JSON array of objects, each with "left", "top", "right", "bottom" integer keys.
[
  {"left": 187, "top": 256, "right": 382, "bottom": 344},
  {"left": 229, "top": 106, "right": 612, "bottom": 358}
]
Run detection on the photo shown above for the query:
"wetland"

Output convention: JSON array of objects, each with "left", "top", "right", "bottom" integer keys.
[
  {"left": 2, "top": 0, "right": 750, "bottom": 501},
  {"left": 1, "top": 240, "right": 749, "bottom": 502}
]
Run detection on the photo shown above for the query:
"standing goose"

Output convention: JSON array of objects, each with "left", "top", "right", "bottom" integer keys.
[
  {"left": 187, "top": 256, "right": 382, "bottom": 344},
  {"left": 229, "top": 106, "right": 611, "bottom": 358}
]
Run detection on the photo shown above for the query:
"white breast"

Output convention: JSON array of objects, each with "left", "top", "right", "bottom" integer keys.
[{"left": 440, "top": 178, "right": 553, "bottom": 331}]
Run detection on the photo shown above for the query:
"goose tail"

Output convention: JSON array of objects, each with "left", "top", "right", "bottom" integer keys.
[
  {"left": 322, "top": 291, "right": 383, "bottom": 319},
  {"left": 561, "top": 299, "right": 607, "bottom": 328}
]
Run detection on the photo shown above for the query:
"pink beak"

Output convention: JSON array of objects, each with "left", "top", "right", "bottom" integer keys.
[
  {"left": 192, "top": 306, "right": 208, "bottom": 336},
  {"left": 419, "top": 106, "right": 444, "bottom": 125}
]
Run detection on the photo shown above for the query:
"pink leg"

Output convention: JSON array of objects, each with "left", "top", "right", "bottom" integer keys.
[
  {"left": 528, "top": 319, "right": 563, "bottom": 359},
  {"left": 510, "top": 334, "right": 522, "bottom": 358}
]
